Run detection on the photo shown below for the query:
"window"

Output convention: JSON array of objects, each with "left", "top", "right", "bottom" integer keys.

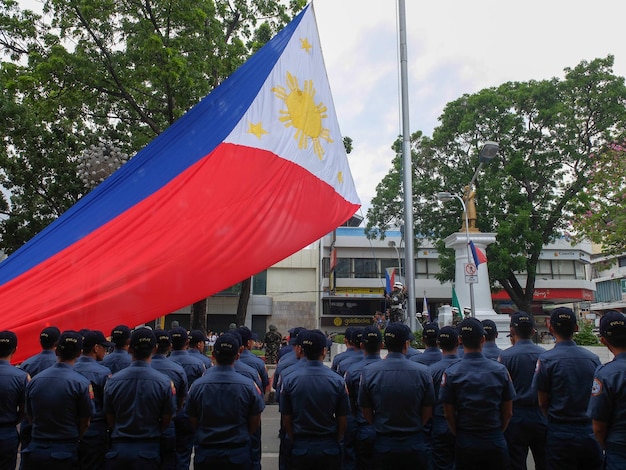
[
  {"left": 252, "top": 270, "right": 267, "bottom": 295},
  {"left": 354, "top": 258, "right": 378, "bottom": 278},
  {"left": 619, "top": 256, "right": 626, "bottom": 268}
]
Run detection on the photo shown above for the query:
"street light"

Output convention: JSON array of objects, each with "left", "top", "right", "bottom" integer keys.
[
  {"left": 435, "top": 191, "right": 476, "bottom": 317},
  {"left": 469, "top": 141, "right": 499, "bottom": 188}
]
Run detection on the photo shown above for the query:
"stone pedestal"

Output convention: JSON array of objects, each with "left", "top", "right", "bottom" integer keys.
[{"left": 443, "top": 231, "right": 511, "bottom": 350}]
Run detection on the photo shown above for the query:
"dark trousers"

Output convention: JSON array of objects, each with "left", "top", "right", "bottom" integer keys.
[
  {"left": 21, "top": 440, "right": 79, "bottom": 470},
  {"left": 0, "top": 428, "right": 19, "bottom": 470},
  {"left": 291, "top": 439, "right": 341, "bottom": 470},
  {"left": 79, "top": 420, "right": 107, "bottom": 470},
  {"left": 373, "top": 434, "right": 430, "bottom": 470},
  {"left": 454, "top": 432, "right": 509, "bottom": 470},
  {"left": 545, "top": 424, "right": 602, "bottom": 470},
  {"left": 159, "top": 422, "right": 176, "bottom": 470},
  {"left": 504, "top": 417, "right": 546, "bottom": 470},
  {"left": 431, "top": 428, "right": 456, "bottom": 470},
  {"left": 194, "top": 445, "right": 252, "bottom": 470},
  {"left": 104, "top": 441, "right": 160, "bottom": 470},
  {"left": 173, "top": 412, "right": 194, "bottom": 470},
  {"left": 354, "top": 424, "right": 375, "bottom": 470}
]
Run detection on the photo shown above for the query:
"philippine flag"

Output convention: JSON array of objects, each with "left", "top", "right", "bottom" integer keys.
[
  {"left": 385, "top": 268, "right": 396, "bottom": 295},
  {"left": 469, "top": 241, "right": 488, "bottom": 266},
  {"left": 0, "top": 4, "right": 360, "bottom": 363}
]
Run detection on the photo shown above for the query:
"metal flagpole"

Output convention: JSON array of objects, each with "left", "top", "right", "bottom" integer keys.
[{"left": 397, "top": 0, "right": 416, "bottom": 331}]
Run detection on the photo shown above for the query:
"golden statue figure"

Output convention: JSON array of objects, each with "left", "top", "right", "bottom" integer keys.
[{"left": 461, "top": 185, "right": 479, "bottom": 233}]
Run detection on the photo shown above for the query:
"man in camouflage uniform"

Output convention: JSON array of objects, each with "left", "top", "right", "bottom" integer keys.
[{"left": 264, "top": 324, "right": 283, "bottom": 365}]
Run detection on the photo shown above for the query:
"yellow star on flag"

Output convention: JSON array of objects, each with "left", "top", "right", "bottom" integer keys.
[
  {"left": 337, "top": 171, "right": 343, "bottom": 183},
  {"left": 247, "top": 121, "right": 268, "bottom": 139},
  {"left": 300, "top": 38, "right": 312, "bottom": 53}
]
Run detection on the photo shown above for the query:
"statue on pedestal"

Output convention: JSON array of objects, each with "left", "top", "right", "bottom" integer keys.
[{"left": 461, "top": 185, "right": 479, "bottom": 233}]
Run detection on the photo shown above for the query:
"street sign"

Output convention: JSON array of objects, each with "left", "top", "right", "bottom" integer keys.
[{"left": 464, "top": 263, "right": 478, "bottom": 284}]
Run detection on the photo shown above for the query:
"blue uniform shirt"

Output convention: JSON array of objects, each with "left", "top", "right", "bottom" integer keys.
[
  {"left": 25, "top": 362, "right": 94, "bottom": 440},
  {"left": 234, "top": 359, "right": 263, "bottom": 390},
  {"left": 427, "top": 354, "right": 461, "bottom": 426},
  {"left": 532, "top": 340, "right": 600, "bottom": 424},
  {"left": 336, "top": 350, "right": 363, "bottom": 376},
  {"left": 281, "top": 360, "right": 350, "bottom": 438},
  {"left": 498, "top": 339, "right": 545, "bottom": 411},
  {"left": 482, "top": 342, "right": 503, "bottom": 361},
  {"left": 74, "top": 356, "right": 112, "bottom": 423},
  {"left": 19, "top": 349, "right": 57, "bottom": 377},
  {"left": 0, "top": 360, "right": 30, "bottom": 426},
  {"left": 272, "top": 351, "right": 298, "bottom": 390},
  {"left": 103, "top": 361, "right": 176, "bottom": 440},
  {"left": 185, "top": 365, "right": 265, "bottom": 447},
  {"left": 411, "top": 347, "right": 442, "bottom": 366},
  {"left": 188, "top": 348, "right": 213, "bottom": 370},
  {"left": 102, "top": 349, "right": 131, "bottom": 374},
  {"left": 344, "top": 354, "right": 381, "bottom": 424},
  {"left": 440, "top": 352, "right": 515, "bottom": 434},
  {"left": 168, "top": 350, "right": 206, "bottom": 388},
  {"left": 239, "top": 349, "right": 269, "bottom": 391},
  {"left": 406, "top": 346, "right": 422, "bottom": 359},
  {"left": 331, "top": 348, "right": 357, "bottom": 373},
  {"left": 151, "top": 353, "right": 188, "bottom": 406},
  {"left": 358, "top": 352, "right": 435, "bottom": 434},
  {"left": 588, "top": 352, "right": 626, "bottom": 446}
]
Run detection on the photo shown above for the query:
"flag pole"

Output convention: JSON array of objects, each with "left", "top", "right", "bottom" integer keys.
[{"left": 398, "top": 0, "right": 416, "bottom": 331}]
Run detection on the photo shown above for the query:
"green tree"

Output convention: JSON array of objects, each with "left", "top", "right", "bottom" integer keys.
[
  {"left": 366, "top": 56, "right": 626, "bottom": 315},
  {"left": 571, "top": 142, "right": 626, "bottom": 256},
  {"left": 0, "top": 0, "right": 306, "bottom": 327}
]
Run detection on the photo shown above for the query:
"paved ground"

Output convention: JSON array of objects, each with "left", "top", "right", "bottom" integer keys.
[{"left": 260, "top": 403, "right": 281, "bottom": 469}]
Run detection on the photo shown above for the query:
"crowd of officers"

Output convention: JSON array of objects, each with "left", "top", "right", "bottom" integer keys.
[{"left": 0, "top": 306, "right": 625, "bottom": 470}]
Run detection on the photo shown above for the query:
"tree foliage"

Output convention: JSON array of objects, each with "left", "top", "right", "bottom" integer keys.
[
  {"left": 571, "top": 142, "right": 626, "bottom": 256},
  {"left": 366, "top": 56, "right": 626, "bottom": 314},
  {"left": 0, "top": 0, "right": 306, "bottom": 253}
]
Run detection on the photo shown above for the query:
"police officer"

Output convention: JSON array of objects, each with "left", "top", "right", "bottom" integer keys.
[
  {"left": 532, "top": 307, "right": 602, "bottom": 470},
  {"left": 23, "top": 330, "right": 94, "bottom": 470},
  {"left": 188, "top": 329, "right": 213, "bottom": 370},
  {"left": 273, "top": 327, "right": 305, "bottom": 393},
  {"left": 74, "top": 330, "right": 114, "bottom": 470},
  {"left": 281, "top": 329, "right": 349, "bottom": 470},
  {"left": 18, "top": 325, "right": 60, "bottom": 456},
  {"left": 358, "top": 322, "right": 435, "bottom": 470},
  {"left": 331, "top": 326, "right": 357, "bottom": 373},
  {"left": 0, "top": 331, "right": 30, "bottom": 470},
  {"left": 103, "top": 327, "right": 176, "bottom": 470},
  {"left": 344, "top": 326, "right": 382, "bottom": 470},
  {"left": 185, "top": 334, "right": 265, "bottom": 470},
  {"left": 481, "top": 319, "right": 502, "bottom": 360},
  {"left": 336, "top": 327, "right": 364, "bottom": 377},
  {"left": 588, "top": 310, "right": 626, "bottom": 469},
  {"left": 440, "top": 317, "right": 515, "bottom": 470},
  {"left": 102, "top": 325, "right": 132, "bottom": 373},
  {"left": 151, "top": 329, "right": 188, "bottom": 470},
  {"left": 168, "top": 326, "right": 205, "bottom": 470},
  {"left": 498, "top": 312, "right": 547, "bottom": 470},
  {"left": 411, "top": 322, "right": 442, "bottom": 366},
  {"left": 427, "top": 326, "right": 461, "bottom": 470}
]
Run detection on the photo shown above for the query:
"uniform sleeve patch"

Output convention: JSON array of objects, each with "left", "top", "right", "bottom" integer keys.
[
  {"left": 535, "top": 359, "right": 541, "bottom": 374},
  {"left": 441, "top": 372, "right": 447, "bottom": 387},
  {"left": 591, "top": 378, "right": 602, "bottom": 397},
  {"left": 170, "top": 380, "right": 176, "bottom": 396},
  {"left": 88, "top": 384, "right": 95, "bottom": 400}
]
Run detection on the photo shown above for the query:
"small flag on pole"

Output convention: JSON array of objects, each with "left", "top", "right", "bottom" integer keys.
[
  {"left": 385, "top": 267, "right": 396, "bottom": 295},
  {"left": 422, "top": 294, "right": 430, "bottom": 322},
  {"left": 469, "top": 241, "right": 488, "bottom": 266}
]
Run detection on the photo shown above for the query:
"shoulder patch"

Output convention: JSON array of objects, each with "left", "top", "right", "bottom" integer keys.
[
  {"left": 534, "top": 359, "right": 541, "bottom": 374},
  {"left": 254, "top": 382, "right": 262, "bottom": 396},
  {"left": 591, "top": 378, "right": 602, "bottom": 397},
  {"left": 88, "top": 384, "right": 95, "bottom": 400},
  {"left": 441, "top": 372, "right": 447, "bottom": 387},
  {"left": 170, "top": 380, "right": 176, "bottom": 396}
]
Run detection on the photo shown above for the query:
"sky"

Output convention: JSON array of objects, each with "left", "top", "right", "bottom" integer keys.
[{"left": 312, "top": 0, "right": 626, "bottom": 217}]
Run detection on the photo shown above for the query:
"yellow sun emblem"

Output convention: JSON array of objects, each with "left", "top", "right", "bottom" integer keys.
[{"left": 272, "top": 71, "right": 333, "bottom": 160}]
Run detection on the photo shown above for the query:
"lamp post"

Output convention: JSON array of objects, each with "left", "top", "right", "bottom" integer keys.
[
  {"left": 435, "top": 191, "right": 476, "bottom": 317},
  {"left": 387, "top": 240, "right": 403, "bottom": 280},
  {"left": 435, "top": 141, "right": 500, "bottom": 318}
]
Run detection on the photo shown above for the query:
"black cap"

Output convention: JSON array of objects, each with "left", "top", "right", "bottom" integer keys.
[
  {"left": 344, "top": 326, "right": 356, "bottom": 341},
  {"left": 40, "top": 326, "right": 61, "bottom": 347},
  {"left": 169, "top": 327, "right": 188, "bottom": 348},
  {"left": 83, "top": 330, "right": 115, "bottom": 350},
  {"left": 600, "top": 310, "right": 626, "bottom": 339},
  {"left": 111, "top": 325, "right": 131, "bottom": 342},
  {"left": 130, "top": 328, "right": 156, "bottom": 351},
  {"left": 189, "top": 330, "right": 208, "bottom": 345},
  {"left": 288, "top": 327, "right": 305, "bottom": 345},
  {"left": 300, "top": 329, "right": 326, "bottom": 356},
  {"left": 353, "top": 328, "right": 364, "bottom": 344},
  {"left": 400, "top": 323, "right": 415, "bottom": 341},
  {"left": 459, "top": 318, "right": 485, "bottom": 341},
  {"left": 0, "top": 330, "right": 17, "bottom": 355},
  {"left": 214, "top": 334, "right": 239, "bottom": 356},
  {"left": 221, "top": 333, "right": 242, "bottom": 350},
  {"left": 510, "top": 311, "right": 534, "bottom": 328},
  {"left": 550, "top": 307, "right": 577, "bottom": 333},
  {"left": 422, "top": 322, "right": 439, "bottom": 340},
  {"left": 481, "top": 319, "right": 498, "bottom": 340},
  {"left": 384, "top": 323, "right": 409, "bottom": 348},
  {"left": 237, "top": 326, "right": 253, "bottom": 345},
  {"left": 57, "top": 330, "right": 83, "bottom": 356},
  {"left": 154, "top": 329, "right": 171, "bottom": 345},
  {"left": 437, "top": 326, "right": 459, "bottom": 350},
  {"left": 361, "top": 326, "right": 382, "bottom": 347}
]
